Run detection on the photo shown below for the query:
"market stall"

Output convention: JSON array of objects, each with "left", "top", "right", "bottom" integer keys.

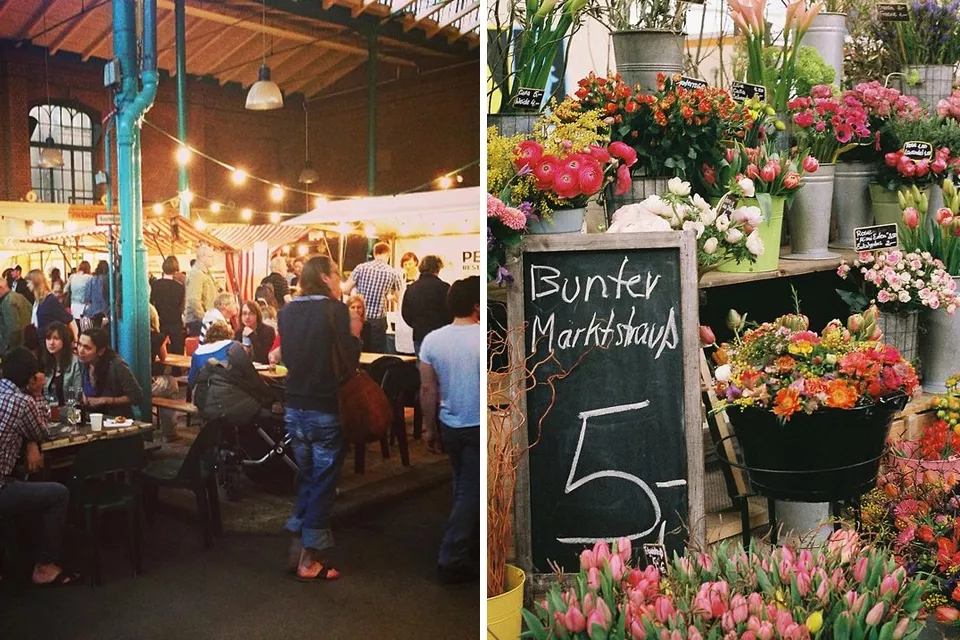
[{"left": 206, "top": 224, "right": 310, "bottom": 303}]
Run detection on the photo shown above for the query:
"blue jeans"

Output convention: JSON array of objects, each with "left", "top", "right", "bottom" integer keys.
[
  {"left": 366, "top": 317, "right": 388, "bottom": 353},
  {"left": 284, "top": 409, "right": 344, "bottom": 552},
  {"left": 438, "top": 425, "right": 480, "bottom": 570}
]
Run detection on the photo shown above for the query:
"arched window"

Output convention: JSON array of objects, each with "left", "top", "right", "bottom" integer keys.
[{"left": 29, "top": 104, "right": 95, "bottom": 204}]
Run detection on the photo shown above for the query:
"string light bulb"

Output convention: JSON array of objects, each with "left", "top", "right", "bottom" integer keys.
[
  {"left": 314, "top": 195, "right": 327, "bottom": 209},
  {"left": 210, "top": 202, "right": 222, "bottom": 214},
  {"left": 241, "top": 208, "right": 253, "bottom": 221},
  {"left": 297, "top": 244, "right": 308, "bottom": 257},
  {"left": 282, "top": 245, "right": 291, "bottom": 254},
  {"left": 270, "top": 185, "right": 285, "bottom": 202},
  {"left": 152, "top": 203, "right": 164, "bottom": 215},
  {"left": 437, "top": 175, "right": 453, "bottom": 189},
  {"left": 179, "top": 190, "right": 194, "bottom": 204},
  {"left": 65, "top": 220, "right": 77, "bottom": 232},
  {"left": 269, "top": 211, "right": 281, "bottom": 224},
  {"left": 456, "top": 175, "right": 464, "bottom": 184},
  {"left": 175, "top": 145, "right": 192, "bottom": 166},
  {"left": 231, "top": 168, "right": 248, "bottom": 185},
  {"left": 364, "top": 224, "right": 376, "bottom": 239},
  {"left": 337, "top": 223, "right": 350, "bottom": 237},
  {"left": 194, "top": 217, "right": 207, "bottom": 231}
]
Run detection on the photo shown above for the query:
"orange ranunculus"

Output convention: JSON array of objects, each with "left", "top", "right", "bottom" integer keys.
[
  {"left": 775, "top": 356, "right": 797, "bottom": 373},
  {"left": 824, "top": 379, "right": 858, "bottom": 409},
  {"left": 773, "top": 387, "right": 803, "bottom": 419}
]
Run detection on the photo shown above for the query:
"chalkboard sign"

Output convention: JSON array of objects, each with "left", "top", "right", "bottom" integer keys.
[
  {"left": 508, "top": 233, "right": 704, "bottom": 575},
  {"left": 731, "top": 81, "right": 766, "bottom": 103},
  {"left": 677, "top": 76, "right": 708, "bottom": 91},
  {"left": 513, "top": 87, "right": 546, "bottom": 111},
  {"left": 855, "top": 224, "right": 899, "bottom": 251},
  {"left": 715, "top": 194, "right": 738, "bottom": 220},
  {"left": 878, "top": 2, "right": 909, "bottom": 21},
  {"left": 903, "top": 140, "right": 933, "bottom": 160}
]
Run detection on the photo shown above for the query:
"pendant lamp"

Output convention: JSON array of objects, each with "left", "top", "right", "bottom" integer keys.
[
  {"left": 39, "top": 14, "right": 64, "bottom": 168},
  {"left": 246, "top": 0, "right": 283, "bottom": 110}
]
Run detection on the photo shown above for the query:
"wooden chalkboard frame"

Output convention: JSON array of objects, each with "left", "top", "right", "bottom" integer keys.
[{"left": 506, "top": 231, "right": 705, "bottom": 588}]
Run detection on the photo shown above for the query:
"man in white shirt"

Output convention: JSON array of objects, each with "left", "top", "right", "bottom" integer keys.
[{"left": 200, "top": 292, "right": 238, "bottom": 344}]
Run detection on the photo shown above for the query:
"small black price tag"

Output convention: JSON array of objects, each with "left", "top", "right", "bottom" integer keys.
[
  {"left": 902, "top": 140, "right": 934, "bottom": 160},
  {"left": 854, "top": 224, "right": 899, "bottom": 251},
  {"left": 716, "top": 194, "right": 738, "bottom": 219},
  {"left": 878, "top": 2, "right": 910, "bottom": 21},
  {"left": 682, "top": 0, "right": 706, "bottom": 5},
  {"left": 677, "top": 76, "right": 708, "bottom": 90},
  {"left": 643, "top": 544, "right": 668, "bottom": 574},
  {"left": 512, "top": 87, "right": 545, "bottom": 111},
  {"left": 731, "top": 81, "right": 766, "bottom": 103}
]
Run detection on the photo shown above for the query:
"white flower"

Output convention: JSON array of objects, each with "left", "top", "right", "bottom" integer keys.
[
  {"left": 733, "top": 206, "right": 763, "bottom": 228},
  {"left": 668, "top": 177, "right": 692, "bottom": 196},
  {"left": 715, "top": 364, "right": 732, "bottom": 382},
  {"left": 692, "top": 193, "right": 713, "bottom": 213},
  {"left": 725, "top": 229, "right": 744, "bottom": 244},
  {"left": 738, "top": 178, "right": 756, "bottom": 197},
  {"left": 607, "top": 204, "right": 674, "bottom": 233},
  {"left": 898, "top": 290, "right": 911, "bottom": 303},
  {"left": 703, "top": 237, "right": 719, "bottom": 254},
  {"left": 746, "top": 230, "right": 764, "bottom": 256},
  {"left": 716, "top": 214, "right": 731, "bottom": 232},
  {"left": 683, "top": 220, "right": 705, "bottom": 238},
  {"left": 825, "top": 353, "right": 837, "bottom": 365},
  {"left": 699, "top": 206, "right": 718, "bottom": 226},
  {"left": 641, "top": 195, "right": 673, "bottom": 219}
]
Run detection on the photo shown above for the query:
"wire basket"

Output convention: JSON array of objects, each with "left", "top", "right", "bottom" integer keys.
[{"left": 878, "top": 310, "right": 920, "bottom": 363}]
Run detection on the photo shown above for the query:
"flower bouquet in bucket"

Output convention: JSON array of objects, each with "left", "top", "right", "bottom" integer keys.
[
  {"left": 706, "top": 305, "right": 919, "bottom": 500},
  {"left": 891, "top": 374, "right": 960, "bottom": 481},
  {"left": 522, "top": 530, "right": 928, "bottom": 639}
]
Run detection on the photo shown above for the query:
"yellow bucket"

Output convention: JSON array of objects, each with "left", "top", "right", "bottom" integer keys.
[{"left": 487, "top": 565, "right": 526, "bottom": 640}]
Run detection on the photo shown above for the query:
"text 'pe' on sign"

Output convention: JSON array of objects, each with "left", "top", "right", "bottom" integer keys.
[{"left": 854, "top": 224, "right": 899, "bottom": 251}]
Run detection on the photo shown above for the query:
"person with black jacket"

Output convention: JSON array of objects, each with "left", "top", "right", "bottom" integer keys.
[
  {"left": 77, "top": 328, "right": 143, "bottom": 418},
  {"left": 235, "top": 301, "right": 276, "bottom": 364},
  {"left": 276, "top": 256, "right": 361, "bottom": 582},
  {"left": 401, "top": 255, "right": 453, "bottom": 356}
]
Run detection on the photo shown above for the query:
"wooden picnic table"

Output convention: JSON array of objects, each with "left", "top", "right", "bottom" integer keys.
[
  {"left": 41, "top": 421, "right": 154, "bottom": 452},
  {"left": 160, "top": 352, "right": 416, "bottom": 377}
]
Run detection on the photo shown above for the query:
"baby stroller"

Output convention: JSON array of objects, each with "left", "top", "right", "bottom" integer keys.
[{"left": 192, "top": 343, "right": 297, "bottom": 499}]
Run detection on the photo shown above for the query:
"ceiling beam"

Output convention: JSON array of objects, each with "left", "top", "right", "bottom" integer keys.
[
  {"left": 17, "top": 0, "right": 58, "bottom": 41},
  {"left": 413, "top": 1, "right": 449, "bottom": 25},
  {"left": 200, "top": 31, "right": 261, "bottom": 78},
  {"left": 218, "top": 43, "right": 304, "bottom": 86},
  {"left": 297, "top": 59, "right": 365, "bottom": 98},
  {"left": 448, "top": 17, "right": 479, "bottom": 42},
  {"left": 387, "top": 0, "right": 422, "bottom": 13},
  {"left": 285, "top": 52, "right": 353, "bottom": 94},
  {"left": 272, "top": 49, "right": 331, "bottom": 86},
  {"left": 178, "top": 24, "right": 236, "bottom": 69},
  {"left": 80, "top": 23, "right": 112, "bottom": 61},
  {"left": 49, "top": 2, "right": 105, "bottom": 55},
  {"left": 351, "top": 0, "right": 381, "bottom": 19},
  {"left": 156, "top": 0, "right": 416, "bottom": 66},
  {"left": 161, "top": 19, "right": 208, "bottom": 73},
  {"left": 0, "top": 1, "right": 15, "bottom": 23}
]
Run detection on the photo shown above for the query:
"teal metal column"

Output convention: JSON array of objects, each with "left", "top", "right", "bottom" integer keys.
[
  {"left": 114, "top": 0, "right": 158, "bottom": 419},
  {"left": 103, "top": 117, "right": 118, "bottom": 350},
  {"left": 175, "top": 0, "right": 189, "bottom": 219},
  {"left": 367, "top": 29, "right": 377, "bottom": 196}
]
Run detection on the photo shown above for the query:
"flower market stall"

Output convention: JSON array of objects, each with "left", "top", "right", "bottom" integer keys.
[{"left": 487, "top": 0, "right": 960, "bottom": 636}]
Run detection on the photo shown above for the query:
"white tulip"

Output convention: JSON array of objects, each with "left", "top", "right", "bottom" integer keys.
[
  {"left": 668, "top": 177, "right": 692, "bottom": 196},
  {"left": 746, "top": 229, "right": 764, "bottom": 256},
  {"left": 738, "top": 178, "right": 756, "bottom": 198},
  {"left": 703, "top": 237, "right": 719, "bottom": 254},
  {"left": 725, "top": 229, "right": 744, "bottom": 244},
  {"left": 716, "top": 214, "right": 730, "bottom": 232},
  {"left": 715, "top": 364, "right": 732, "bottom": 382}
]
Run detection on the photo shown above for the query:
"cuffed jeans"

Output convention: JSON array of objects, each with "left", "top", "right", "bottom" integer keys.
[
  {"left": 0, "top": 479, "right": 69, "bottom": 564},
  {"left": 284, "top": 409, "right": 344, "bottom": 552},
  {"left": 366, "top": 317, "right": 388, "bottom": 353},
  {"left": 438, "top": 425, "right": 480, "bottom": 571}
]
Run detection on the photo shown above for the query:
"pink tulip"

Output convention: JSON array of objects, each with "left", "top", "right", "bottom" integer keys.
[
  {"left": 795, "top": 572, "right": 811, "bottom": 596},
  {"left": 741, "top": 633, "right": 756, "bottom": 640},
  {"left": 937, "top": 207, "right": 955, "bottom": 226},
  {"left": 587, "top": 609, "right": 609, "bottom": 635},
  {"left": 721, "top": 611, "right": 736, "bottom": 632},
  {"left": 731, "top": 594, "right": 748, "bottom": 623},
  {"left": 937, "top": 606, "right": 960, "bottom": 623},
  {"left": 802, "top": 155, "right": 820, "bottom": 173},
  {"left": 845, "top": 591, "right": 857, "bottom": 608},
  {"left": 700, "top": 325, "right": 716, "bottom": 345},
  {"left": 760, "top": 164, "right": 777, "bottom": 182},
  {"left": 617, "top": 537, "right": 633, "bottom": 563},
  {"left": 933, "top": 157, "right": 949, "bottom": 173},
  {"left": 892, "top": 618, "right": 910, "bottom": 640},
  {"left": 815, "top": 575, "right": 830, "bottom": 603},
  {"left": 562, "top": 607, "right": 587, "bottom": 633},
  {"left": 581, "top": 549, "right": 598, "bottom": 570},
  {"left": 853, "top": 557, "right": 868, "bottom": 582},
  {"left": 916, "top": 159, "right": 930, "bottom": 177},
  {"left": 595, "top": 541, "right": 611, "bottom": 564},
  {"left": 588, "top": 566, "right": 601, "bottom": 590},
  {"left": 880, "top": 574, "right": 899, "bottom": 597},
  {"left": 726, "top": 147, "right": 737, "bottom": 163},
  {"left": 687, "top": 626, "right": 702, "bottom": 640},
  {"left": 610, "top": 554, "right": 626, "bottom": 581},
  {"left": 885, "top": 152, "right": 900, "bottom": 167},
  {"left": 630, "top": 620, "right": 647, "bottom": 640},
  {"left": 697, "top": 553, "right": 713, "bottom": 573},
  {"left": 866, "top": 602, "right": 885, "bottom": 626},
  {"left": 583, "top": 593, "right": 596, "bottom": 616},
  {"left": 654, "top": 596, "right": 676, "bottom": 623},
  {"left": 596, "top": 597, "right": 613, "bottom": 627},
  {"left": 852, "top": 593, "right": 867, "bottom": 614},
  {"left": 902, "top": 207, "right": 920, "bottom": 229},
  {"left": 747, "top": 593, "right": 764, "bottom": 616},
  {"left": 783, "top": 171, "right": 801, "bottom": 189}
]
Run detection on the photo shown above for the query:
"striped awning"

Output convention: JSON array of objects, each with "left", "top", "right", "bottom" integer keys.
[
  {"left": 29, "top": 217, "right": 233, "bottom": 254},
  {"left": 208, "top": 224, "right": 310, "bottom": 252}
]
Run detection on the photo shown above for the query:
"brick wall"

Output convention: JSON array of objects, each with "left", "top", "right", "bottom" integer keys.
[{"left": 0, "top": 42, "right": 480, "bottom": 219}]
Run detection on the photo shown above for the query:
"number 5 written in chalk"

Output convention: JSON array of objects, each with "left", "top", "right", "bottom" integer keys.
[{"left": 556, "top": 401, "right": 687, "bottom": 545}]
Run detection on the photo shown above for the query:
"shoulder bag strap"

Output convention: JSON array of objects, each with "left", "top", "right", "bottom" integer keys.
[{"left": 326, "top": 301, "right": 354, "bottom": 386}]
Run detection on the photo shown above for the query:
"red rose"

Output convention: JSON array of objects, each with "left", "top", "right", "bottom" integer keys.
[
  {"left": 609, "top": 141, "right": 638, "bottom": 166},
  {"left": 919, "top": 524, "right": 935, "bottom": 543},
  {"left": 615, "top": 164, "right": 632, "bottom": 195},
  {"left": 533, "top": 155, "right": 560, "bottom": 189},
  {"left": 553, "top": 167, "right": 581, "bottom": 200},
  {"left": 514, "top": 140, "right": 543, "bottom": 170}
]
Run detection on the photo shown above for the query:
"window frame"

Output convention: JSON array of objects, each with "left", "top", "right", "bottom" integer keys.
[{"left": 28, "top": 103, "right": 97, "bottom": 205}]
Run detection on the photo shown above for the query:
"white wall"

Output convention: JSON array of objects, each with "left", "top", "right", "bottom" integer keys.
[{"left": 393, "top": 235, "right": 482, "bottom": 284}]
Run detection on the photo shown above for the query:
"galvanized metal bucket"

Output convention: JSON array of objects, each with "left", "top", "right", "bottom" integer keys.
[
  {"left": 611, "top": 30, "right": 685, "bottom": 92},
  {"left": 527, "top": 207, "right": 586, "bottom": 234},
  {"left": 783, "top": 164, "right": 839, "bottom": 260},
  {"left": 831, "top": 161, "right": 875, "bottom": 249},
  {"left": 801, "top": 12, "right": 846, "bottom": 86},
  {"left": 486, "top": 113, "right": 538, "bottom": 137},
  {"left": 920, "top": 277, "right": 960, "bottom": 393}
]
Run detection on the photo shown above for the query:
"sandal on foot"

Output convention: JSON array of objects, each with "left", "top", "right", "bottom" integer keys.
[
  {"left": 296, "top": 564, "right": 340, "bottom": 582},
  {"left": 35, "top": 570, "right": 82, "bottom": 588}
]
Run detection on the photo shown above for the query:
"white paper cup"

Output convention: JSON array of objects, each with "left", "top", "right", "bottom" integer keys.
[{"left": 90, "top": 413, "right": 105, "bottom": 432}]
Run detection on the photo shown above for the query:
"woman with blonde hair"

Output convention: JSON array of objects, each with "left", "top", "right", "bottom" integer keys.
[
  {"left": 345, "top": 294, "right": 370, "bottom": 350},
  {"left": 27, "top": 269, "right": 77, "bottom": 341}
]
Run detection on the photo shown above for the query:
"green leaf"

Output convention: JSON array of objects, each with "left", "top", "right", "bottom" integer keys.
[
  {"left": 878, "top": 620, "right": 896, "bottom": 640},
  {"left": 755, "top": 192, "right": 773, "bottom": 223},
  {"left": 520, "top": 608, "right": 547, "bottom": 639},
  {"left": 836, "top": 288, "right": 869, "bottom": 313}
]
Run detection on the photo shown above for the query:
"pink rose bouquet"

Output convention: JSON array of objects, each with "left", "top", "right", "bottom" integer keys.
[
  {"left": 837, "top": 248, "right": 959, "bottom": 315},
  {"left": 787, "top": 85, "right": 872, "bottom": 163}
]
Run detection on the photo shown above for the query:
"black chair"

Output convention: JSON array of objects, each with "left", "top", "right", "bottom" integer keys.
[
  {"left": 141, "top": 420, "right": 223, "bottom": 548},
  {"left": 355, "top": 357, "right": 413, "bottom": 473},
  {"left": 66, "top": 435, "right": 145, "bottom": 586}
]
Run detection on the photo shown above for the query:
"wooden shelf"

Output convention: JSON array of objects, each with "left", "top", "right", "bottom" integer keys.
[{"left": 699, "top": 248, "right": 858, "bottom": 289}]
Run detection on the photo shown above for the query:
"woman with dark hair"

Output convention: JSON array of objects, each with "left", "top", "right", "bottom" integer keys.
[
  {"left": 49, "top": 268, "right": 65, "bottom": 304},
  {"left": 235, "top": 300, "right": 276, "bottom": 364},
  {"left": 255, "top": 283, "right": 279, "bottom": 312},
  {"left": 41, "top": 321, "right": 83, "bottom": 407},
  {"left": 276, "top": 256, "right": 362, "bottom": 581},
  {"left": 27, "top": 269, "right": 77, "bottom": 341},
  {"left": 77, "top": 328, "right": 143, "bottom": 417},
  {"left": 150, "top": 255, "right": 186, "bottom": 354}
]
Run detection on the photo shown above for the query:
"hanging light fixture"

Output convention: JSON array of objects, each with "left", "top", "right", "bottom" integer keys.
[
  {"left": 245, "top": 0, "right": 283, "bottom": 111},
  {"left": 298, "top": 101, "right": 318, "bottom": 184},
  {"left": 38, "top": 14, "right": 63, "bottom": 169}
]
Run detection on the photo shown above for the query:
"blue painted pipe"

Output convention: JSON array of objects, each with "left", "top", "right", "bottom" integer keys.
[
  {"left": 103, "top": 117, "right": 117, "bottom": 350},
  {"left": 114, "top": 0, "right": 158, "bottom": 419}
]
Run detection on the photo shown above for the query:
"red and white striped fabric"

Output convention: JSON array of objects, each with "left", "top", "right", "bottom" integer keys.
[{"left": 226, "top": 251, "right": 257, "bottom": 303}]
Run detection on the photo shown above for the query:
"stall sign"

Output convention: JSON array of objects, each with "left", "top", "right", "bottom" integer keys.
[
  {"left": 855, "top": 224, "right": 899, "bottom": 251},
  {"left": 96, "top": 214, "right": 121, "bottom": 226},
  {"left": 878, "top": 3, "right": 910, "bottom": 21},
  {"left": 731, "top": 81, "right": 766, "bottom": 103},
  {"left": 903, "top": 141, "right": 934, "bottom": 160},
  {"left": 677, "top": 76, "right": 708, "bottom": 90},
  {"left": 509, "top": 232, "right": 704, "bottom": 574},
  {"left": 513, "top": 88, "right": 546, "bottom": 111}
]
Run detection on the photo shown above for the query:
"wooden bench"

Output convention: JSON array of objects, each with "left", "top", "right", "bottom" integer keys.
[{"left": 151, "top": 397, "right": 199, "bottom": 431}]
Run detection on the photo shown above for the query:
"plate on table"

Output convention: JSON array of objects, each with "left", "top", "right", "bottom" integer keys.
[
  {"left": 254, "top": 363, "right": 270, "bottom": 371},
  {"left": 103, "top": 418, "right": 133, "bottom": 428}
]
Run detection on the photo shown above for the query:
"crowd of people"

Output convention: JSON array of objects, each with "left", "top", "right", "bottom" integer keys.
[{"left": 0, "top": 242, "right": 480, "bottom": 587}]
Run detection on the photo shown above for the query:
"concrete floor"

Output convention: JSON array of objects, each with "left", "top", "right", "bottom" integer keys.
[{"left": 0, "top": 484, "right": 480, "bottom": 640}]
